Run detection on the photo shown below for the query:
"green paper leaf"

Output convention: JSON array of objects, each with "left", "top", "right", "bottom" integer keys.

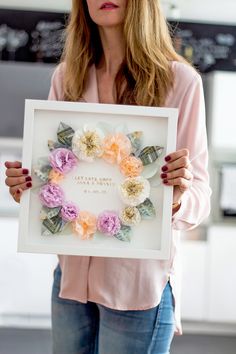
[
  {"left": 114, "top": 225, "right": 132, "bottom": 242},
  {"left": 141, "top": 163, "right": 159, "bottom": 179},
  {"left": 139, "top": 146, "right": 163, "bottom": 166},
  {"left": 115, "top": 123, "right": 128, "bottom": 134},
  {"left": 57, "top": 122, "right": 75, "bottom": 147},
  {"left": 40, "top": 206, "right": 61, "bottom": 220},
  {"left": 149, "top": 174, "right": 162, "bottom": 188},
  {"left": 33, "top": 157, "right": 51, "bottom": 182},
  {"left": 127, "top": 131, "right": 143, "bottom": 154},
  {"left": 137, "top": 198, "right": 156, "bottom": 219},
  {"left": 96, "top": 121, "right": 113, "bottom": 135},
  {"left": 42, "top": 215, "right": 67, "bottom": 236},
  {"left": 48, "top": 140, "right": 66, "bottom": 151}
]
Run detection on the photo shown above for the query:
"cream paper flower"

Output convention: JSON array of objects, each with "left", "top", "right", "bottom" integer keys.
[
  {"left": 120, "top": 206, "right": 141, "bottom": 226},
  {"left": 119, "top": 176, "right": 150, "bottom": 207},
  {"left": 72, "top": 126, "right": 104, "bottom": 162}
]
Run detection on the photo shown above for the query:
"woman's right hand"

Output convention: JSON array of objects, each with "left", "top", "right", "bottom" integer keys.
[{"left": 5, "top": 161, "right": 32, "bottom": 203}]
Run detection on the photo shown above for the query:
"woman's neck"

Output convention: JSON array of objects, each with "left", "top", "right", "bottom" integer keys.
[{"left": 98, "top": 26, "right": 125, "bottom": 76}]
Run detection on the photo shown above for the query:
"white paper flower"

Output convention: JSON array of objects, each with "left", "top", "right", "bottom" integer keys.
[
  {"left": 72, "top": 125, "right": 104, "bottom": 162},
  {"left": 120, "top": 206, "right": 141, "bottom": 226},
  {"left": 118, "top": 176, "right": 150, "bottom": 206}
]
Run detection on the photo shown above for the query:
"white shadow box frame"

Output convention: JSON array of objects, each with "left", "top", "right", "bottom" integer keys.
[{"left": 18, "top": 100, "right": 178, "bottom": 260}]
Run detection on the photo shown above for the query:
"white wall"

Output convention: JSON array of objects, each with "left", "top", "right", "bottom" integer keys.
[
  {"left": 0, "top": 0, "right": 236, "bottom": 23},
  {"left": 0, "top": 217, "right": 57, "bottom": 328},
  {"left": 0, "top": 0, "right": 71, "bottom": 12},
  {"left": 169, "top": 0, "right": 236, "bottom": 23},
  {"left": 206, "top": 72, "right": 236, "bottom": 151}
]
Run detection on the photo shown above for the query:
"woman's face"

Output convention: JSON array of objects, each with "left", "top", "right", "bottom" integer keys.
[{"left": 86, "top": 0, "right": 127, "bottom": 28}]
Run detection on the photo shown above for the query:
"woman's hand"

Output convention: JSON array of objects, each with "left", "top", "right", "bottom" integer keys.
[
  {"left": 160, "top": 149, "right": 193, "bottom": 214},
  {"left": 5, "top": 161, "right": 32, "bottom": 203}
]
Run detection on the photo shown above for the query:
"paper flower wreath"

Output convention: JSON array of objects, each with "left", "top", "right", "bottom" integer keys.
[{"left": 34, "top": 122, "right": 163, "bottom": 242}]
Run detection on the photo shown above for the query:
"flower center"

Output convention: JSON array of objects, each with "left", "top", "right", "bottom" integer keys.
[
  {"left": 125, "top": 208, "right": 135, "bottom": 218},
  {"left": 126, "top": 181, "right": 143, "bottom": 197},
  {"left": 111, "top": 142, "right": 119, "bottom": 153},
  {"left": 82, "top": 222, "right": 88, "bottom": 232},
  {"left": 61, "top": 156, "right": 67, "bottom": 165},
  {"left": 81, "top": 132, "right": 100, "bottom": 156}
]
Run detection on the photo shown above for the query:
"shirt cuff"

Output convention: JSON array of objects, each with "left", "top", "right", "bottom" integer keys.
[{"left": 172, "top": 191, "right": 190, "bottom": 229}]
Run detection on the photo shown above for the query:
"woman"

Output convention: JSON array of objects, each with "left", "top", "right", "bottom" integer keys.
[{"left": 5, "top": 1, "right": 211, "bottom": 353}]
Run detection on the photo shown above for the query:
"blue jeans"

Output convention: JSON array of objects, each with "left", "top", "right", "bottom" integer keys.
[{"left": 51, "top": 265, "right": 175, "bottom": 354}]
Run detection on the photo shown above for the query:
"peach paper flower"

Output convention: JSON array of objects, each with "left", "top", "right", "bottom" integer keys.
[
  {"left": 48, "top": 169, "right": 64, "bottom": 184},
  {"left": 72, "top": 211, "right": 97, "bottom": 240},
  {"left": 119, "top": 156, "right": 143, "bottom": 177},
  {"left": 102, "top": 133, "right": 132, "bottom": 164}
]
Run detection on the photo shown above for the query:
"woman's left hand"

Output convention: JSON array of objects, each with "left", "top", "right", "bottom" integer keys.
[{"left": 160, "top": 148, "right": 193, "bottom": 214}]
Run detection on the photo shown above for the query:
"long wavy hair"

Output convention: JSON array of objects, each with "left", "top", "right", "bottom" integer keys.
[{"left": 61, "top": 0, "right": 186, "bottom": 106}]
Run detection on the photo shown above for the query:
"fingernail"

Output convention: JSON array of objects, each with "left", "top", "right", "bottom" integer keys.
[
  {"left": 26, "top": 182, "right": 32, "bottom": 188},
  {"left": 25, "top": 176, "right": 32, "bottom": 182},
  {"left": 23, "top": 169, "right": 29, "bottom": 175},
  {"left": 161, "top": 173, "right": 167, "bottom": 179},
  {"left": 165, "top": 155, "right": 171, "bottom": 162},
  {"left": 162, "top": 165, "right": 168, "bottom": 172},
  {"left": 16, "top": 189, "right": 21, "bottom": 194},
  {"left": 163, "top": 179, "right": 168, "bottom": 184}
]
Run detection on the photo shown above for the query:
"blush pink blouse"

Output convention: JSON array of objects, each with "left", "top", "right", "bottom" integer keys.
[{"left": 48, "top": 61, "right": 211, "bottom": 334}]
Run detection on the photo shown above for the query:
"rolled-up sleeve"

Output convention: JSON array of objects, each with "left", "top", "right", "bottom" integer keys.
[{"left": 172, "top": 73, "right": 211, "bottom": 230}]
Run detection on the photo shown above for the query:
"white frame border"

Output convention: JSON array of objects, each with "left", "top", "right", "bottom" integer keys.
[{"left": 18, "top": 99, "right": 178, "bottom": 260}]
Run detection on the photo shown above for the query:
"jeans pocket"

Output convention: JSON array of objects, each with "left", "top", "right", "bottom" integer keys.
[
  {"left": 52, "top": 264, "right": 79, "bottom": 305},
  {"left": 51, "top": 264, "right": 62, "bottom": 300},
  {"left": 53, "top": 264, "right": 61, "bottom": 288}
]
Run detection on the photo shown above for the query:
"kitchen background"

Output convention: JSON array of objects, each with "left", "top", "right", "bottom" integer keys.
[{"left": 0, "top": 1, "right": 236, "bottom": 353}]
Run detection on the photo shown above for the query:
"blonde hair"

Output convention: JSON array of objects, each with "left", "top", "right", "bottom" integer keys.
[{"left": 61, "top": 0, "right": 186, "bottom": 106}]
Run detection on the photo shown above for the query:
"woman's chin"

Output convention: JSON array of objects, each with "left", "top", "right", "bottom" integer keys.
[
  {"left": 93, "top": 13, "right": 125, "bottom": 28},
  {"left": 98, "top": 21, "right": 124, "bottom": 29}
]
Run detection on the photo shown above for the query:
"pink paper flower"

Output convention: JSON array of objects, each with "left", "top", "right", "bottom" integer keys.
[
  {"left": 72, "top": 211, "right": 97, "bottom": 240},
  {"left": 102, "top": 133, "right": 132, "bottom": 164},
  {"left": 49, "top": 148, "right": 77, "bottom": 174},
  {"left": 39, "top": 183, "right": 64, "bottom": 208},
  {"left": 119, "top": 156, "right": 143, "bottom": 177},
  {"left": 97, "top": 211, "right": 121, "bottom": 236},
  {"left": 60, "top": 202, "right": 79, "bottom": 222}
]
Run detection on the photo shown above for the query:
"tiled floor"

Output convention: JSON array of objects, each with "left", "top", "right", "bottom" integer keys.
[
  {"left": 0, "top": 328, "right": 236, "bottom": 354},
  {"left": 172, "top": 334, "right": 236, "bottom": 354},
  {"left": 0, "top": 329, "right": 51, "bottom": 354}
]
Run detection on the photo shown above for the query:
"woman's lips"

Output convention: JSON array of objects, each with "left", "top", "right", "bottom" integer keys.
[{"left": 100, "top": 2, "right": 119, "bottom": 10}]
